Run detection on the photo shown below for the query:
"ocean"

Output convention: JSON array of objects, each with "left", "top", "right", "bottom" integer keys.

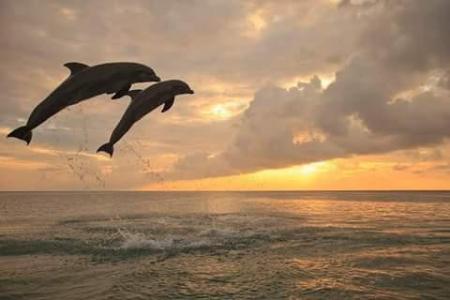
[{"left": 0, "top": 191, "right": 449, "bottom": 299}]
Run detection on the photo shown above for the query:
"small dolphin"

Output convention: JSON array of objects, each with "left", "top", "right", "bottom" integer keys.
[
  {"left": 97, "top": 80, "right": 194, "bottom": 157},
  {"left": 7, "top": 62, "right": 160, "bottom": 144}
]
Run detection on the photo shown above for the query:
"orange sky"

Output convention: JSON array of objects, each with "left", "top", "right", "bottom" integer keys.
[{"left": 142, "top": 150, "right": 450, "bottom": 191}]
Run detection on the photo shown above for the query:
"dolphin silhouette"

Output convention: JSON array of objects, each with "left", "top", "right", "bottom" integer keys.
[
  {"left": 97, "top": 80, "right": 194, "bottom": 157},
  {"left": 7, "top": 62, "right": 160, "bottom": 144}
]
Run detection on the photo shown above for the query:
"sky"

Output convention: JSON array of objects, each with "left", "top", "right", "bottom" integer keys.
[{"left": 0, "top": 0, "right": 449, "bottom": 190}]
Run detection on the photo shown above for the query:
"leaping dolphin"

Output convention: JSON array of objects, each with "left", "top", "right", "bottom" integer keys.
[
  {"left": 7, "top": 62, "right": 161, "bottom": 144},
  {"left": 97, "top": 80, "right": 194, "bottom": 157}
]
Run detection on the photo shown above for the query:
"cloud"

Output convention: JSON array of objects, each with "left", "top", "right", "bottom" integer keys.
[{"left": 171, "top": 0, "right": 450, "bottom": 179}]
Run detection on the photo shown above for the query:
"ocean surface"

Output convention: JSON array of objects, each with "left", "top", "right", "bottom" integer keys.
[{"left": 0, "top": 191, "right": 449, "bottom": 299}]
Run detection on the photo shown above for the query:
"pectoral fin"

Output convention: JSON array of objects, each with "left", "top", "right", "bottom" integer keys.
[
  {"left": 64, "top": 62, "right": 89, "bottom": 76},
  {"left": 124, "top": 89, "right": 142, "bottom": 100},
  {"left": 111, "top": 83, "right": 132, "bottom": 99},
  {"left": 161, "top": 97, "right": 175, "bottom": 113}
]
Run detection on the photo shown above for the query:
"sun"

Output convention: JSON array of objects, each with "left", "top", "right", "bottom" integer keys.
[
  {"left": 298, "top": 162, "right": 325, "bottom": 176},
  {"left": 211, "top": 105, "right": 232, "bottom": 120}
]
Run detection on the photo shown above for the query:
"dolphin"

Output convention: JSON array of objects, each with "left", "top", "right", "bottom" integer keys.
[
  {"left": 97, "top": 80, "right": 194, "bottom": 157},
  {"left": 7, "top": 62, "right": 160, "bottom": 144}
]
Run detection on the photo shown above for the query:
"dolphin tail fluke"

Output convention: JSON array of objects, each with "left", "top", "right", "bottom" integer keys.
[
  {"left": 7, "top": 126, "right": 32, "bottom": 145},
  {"left": 97, "top": 143, "right": 114, "bottom": 157}
]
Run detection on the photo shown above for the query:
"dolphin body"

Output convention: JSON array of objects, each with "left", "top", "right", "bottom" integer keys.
[
  {"left": 97, "top": 80, "right": 194, "bottom": 157},
  {"left": 7, "top": 62, "right": 160, "bottom": 144}
]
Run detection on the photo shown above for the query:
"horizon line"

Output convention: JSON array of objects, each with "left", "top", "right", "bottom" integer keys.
[{"left": 1, "top": 189, "right": 449, "bottom": 193}]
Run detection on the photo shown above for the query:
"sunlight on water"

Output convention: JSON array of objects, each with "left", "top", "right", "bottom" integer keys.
[{"left": 0, "top": 191, "right": 449, "bottom": 299}]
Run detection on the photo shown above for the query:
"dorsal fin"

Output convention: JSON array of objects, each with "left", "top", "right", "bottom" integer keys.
[
  {"left": 125, "top": 89, "right": 142, "bottom": 100},
  {"left": 64, "top": 62, "right": 89, "bottom": 76}
]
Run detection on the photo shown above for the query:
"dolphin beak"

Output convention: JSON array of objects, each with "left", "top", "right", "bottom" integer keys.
[
  {"left": 188, "top": 89, "right": 194, "bottom": 94},
  {"left": 153, "top": 75, "right": 161, "bottom": 82}
]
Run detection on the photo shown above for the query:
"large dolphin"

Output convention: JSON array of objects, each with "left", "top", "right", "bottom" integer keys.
[
  {"left": 7, "top": 62, "right": 160, "bottom": 144},
  {"left": 97, "top": 80, "right": 194, "bottom": 157}
]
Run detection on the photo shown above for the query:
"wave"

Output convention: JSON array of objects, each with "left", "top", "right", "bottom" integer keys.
[{"left": 117, "top": 229, "right": 212, "bottom": 251}]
